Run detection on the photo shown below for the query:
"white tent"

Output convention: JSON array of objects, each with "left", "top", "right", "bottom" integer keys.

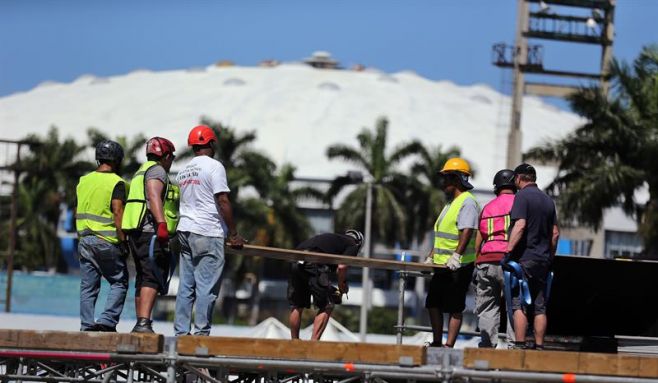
[
  {"left": 407, "top": 330, "right": 480, "bottom": 349},
  {"left": 301, "top": 317, "right": 359, "bottom": 342},
  {"left": 249, "top": 317, "right": 290, "bottom": 339}
]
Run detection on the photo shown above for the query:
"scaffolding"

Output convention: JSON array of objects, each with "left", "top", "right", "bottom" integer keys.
[{"left": 2, "top": 341, "right": 658, "bottom": 383}]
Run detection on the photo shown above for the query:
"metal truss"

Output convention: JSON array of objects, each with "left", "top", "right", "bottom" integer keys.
[{"left": 2, "top": 347, "right": 658, "bottom": 383}]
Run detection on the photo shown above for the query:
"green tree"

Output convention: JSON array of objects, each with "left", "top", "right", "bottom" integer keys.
[
  {"left": 525, "top": 45, "right": 658, "bottom": 258},
  {"left": 18, "top": 127, "right": 94, "bottom": 269},
  {"left": 325, "top": 117, "right": 421, "bottom": 246},
  {"left": 407, "top": 144, "right": 463, "bottom": 245}
]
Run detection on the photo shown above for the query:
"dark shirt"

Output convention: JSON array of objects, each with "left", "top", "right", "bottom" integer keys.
[
  {"left": 509, "top": 184, "right": 557, "bottom": 262},
  {"left": 296, "top": 233, "right": 360, "bottom": 273},
  {"left": 112, "top": 181, "right": 126, "bottom": 203}
]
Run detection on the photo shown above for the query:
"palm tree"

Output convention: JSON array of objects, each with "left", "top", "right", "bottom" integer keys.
[
  {"left": 87, "top": 128, "right": 147, "bottom": 179},
  {"left": 18, "top": 127, "right": 94, "bottom": 269},
  {"left": 407, "top": 144, "right": 463, "bottom": 246},
  {"left": 244, "top": 163, "right": 324, "bottom": 324},
  {"left": 525, "top": 45, "right": 658, "bottom": 258},
  {"left": 325, "top": 117, "right": 421, "bottom": 247}
]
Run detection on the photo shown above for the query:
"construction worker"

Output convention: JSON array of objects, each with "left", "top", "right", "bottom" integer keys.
[
  {"left": 506, "top": 163, "right": 560, "bottom": 350},
  {"left": 288, "top": 230, "right": 363, "bottom": 340},
  {"left": 425, "top": 158, "right": 479, "bottom": 348},
  {"left": 174, "top": 125, "right": 245, "bottom": 336},
  {"left": 76, "top": 140, "right": 128, "bottom": 332},
  {"left": 473, "top": 169, "right": 516, "bottom": 348},
  {"left": 122, "top": 137, "right": 178, "bottom": 333}
]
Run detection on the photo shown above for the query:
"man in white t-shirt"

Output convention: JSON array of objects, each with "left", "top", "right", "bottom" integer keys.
[{"left": 174, "top": 125, "right": 245, "bottom": 336}]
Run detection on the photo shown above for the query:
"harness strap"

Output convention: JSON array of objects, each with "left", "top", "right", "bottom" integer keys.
[{"left": 148, "top": 235, "right": 179, "bottom": 295}]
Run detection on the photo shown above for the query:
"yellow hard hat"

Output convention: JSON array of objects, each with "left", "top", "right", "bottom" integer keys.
[{"left": 440, "top": 157, "right": 471, "bottom": 176}]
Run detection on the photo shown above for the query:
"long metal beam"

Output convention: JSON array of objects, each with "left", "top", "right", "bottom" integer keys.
[
  {"left": 226, "top": 244, "right": 444, "bottom": 272},
  {"left": 525, "top": 0, "right": 613, "bottom": 10}
]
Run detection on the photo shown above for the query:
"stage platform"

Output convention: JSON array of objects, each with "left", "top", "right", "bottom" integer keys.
[{"left": 1, "top": 330, "right": 658, "bottom": 382}]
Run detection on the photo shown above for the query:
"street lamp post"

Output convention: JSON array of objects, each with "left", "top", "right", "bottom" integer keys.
[
  {"left": 359, "top": 180, "right": 373, "bottom": 342},
  {"left": 339, "top": 171, "right": 374, "bottom": 342}
]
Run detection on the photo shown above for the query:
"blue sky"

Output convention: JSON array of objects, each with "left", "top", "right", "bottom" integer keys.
[{"left": 0, "top": 0, "right": 656, "bottom": 98}]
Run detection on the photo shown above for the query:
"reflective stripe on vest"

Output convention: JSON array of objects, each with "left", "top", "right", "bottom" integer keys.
[
  {"left": 122, "top": 161, "right": 179, "bottom": 234},
  {"left": 75, "top": 171, "right": 125, "bottom": 244},
  {"left": 479, "top": 194, "right": 515, "bottom": 255},
  {"left": 433, "top": 191, "right": 479, "bottom": 265}
]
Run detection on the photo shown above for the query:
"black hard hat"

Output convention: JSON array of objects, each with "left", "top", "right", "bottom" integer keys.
[
  {"left": 95, "top": 140, "right": 124, "bottom": 164},
  {"left": 514, "top": 163, "right": 536, "bottom": 177},
  {"left": 493, "top": 169, "right": 516, "bottom": 193}
]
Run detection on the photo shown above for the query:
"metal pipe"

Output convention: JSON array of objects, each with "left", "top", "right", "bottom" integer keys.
[
  {"left": 359, "top": 180, "right": 373, "bottom": 342},
  {"left": 0, "top": 350, "right": 111, "bottom": 362},
  {"left": 5, "top": 143, "right": 21, "bottom": 313},
  {"left": 176, "top": 355, "right": 439, "bottom": 376},
  {"left": 396, "top": 261, "right": 406, "bottom": 345},
  {"left": 452, "top": 367, "right": 658, "bottom": 383}
]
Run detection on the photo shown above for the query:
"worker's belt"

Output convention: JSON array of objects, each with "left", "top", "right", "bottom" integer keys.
[{"left": 148, "top": 235, "right": 179, "bottom": 295}]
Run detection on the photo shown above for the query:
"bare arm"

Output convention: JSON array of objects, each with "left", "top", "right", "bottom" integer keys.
[
  {"left": 337, "top": 264, "right": 348, "bottom": 293},
  {"left": 550, "top": 224, "right": 560, "bottom": 260},
  {"left": 474, "top": 230, "right": 483, "bottom": 258},
  {"left": 111, "top": 199, "right": 126, "bottom": 242},
  {"left": 455, "top": 228, "right": 474, "bottom": 255},
  {"left": 145, "top": 179, "right": 166, "bottom": 224},
  {"left": 216, "top": 192, "right": 245, "bottom": 248},
  {"left": 506, "top": 218, "right": 526, "bottom": 254}
]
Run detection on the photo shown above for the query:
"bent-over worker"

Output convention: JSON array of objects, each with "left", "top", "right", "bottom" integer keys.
[{"left": 288, "top": 230, "right": 363, "bottom": 340}]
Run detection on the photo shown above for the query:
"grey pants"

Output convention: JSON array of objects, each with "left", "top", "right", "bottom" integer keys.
[{"left": 474, "top": 263, "right": 515, "bottom": 347}]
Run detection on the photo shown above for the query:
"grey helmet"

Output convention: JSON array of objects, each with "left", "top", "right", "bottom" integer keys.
[{"left": 95, "top": 139, "right": 124, "bottom": 164}]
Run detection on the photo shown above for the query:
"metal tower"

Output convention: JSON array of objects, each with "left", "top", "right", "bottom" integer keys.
[{"left": 493, "top": 0, "right": 616, "bottom": 168}]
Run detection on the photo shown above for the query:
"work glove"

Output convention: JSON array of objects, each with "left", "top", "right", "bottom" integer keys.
[
  {"left": 156, "top": 222, "right": 169, "bottom": 246},
  {"left": 339, "top": 280, "right": 349, "bottom": 295},
  {"left": 446, "top": 252, "right": 462, "bottom": 271}
]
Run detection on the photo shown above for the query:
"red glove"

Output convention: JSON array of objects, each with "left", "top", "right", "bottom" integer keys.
[{"left": 156, "top": 222, "right": 169, "bottom": 245}]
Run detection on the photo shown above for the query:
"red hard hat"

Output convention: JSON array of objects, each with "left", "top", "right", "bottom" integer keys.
[
  {"left": 188, "top": 125, "right": 218, "bottom": 147},
  {"left": 146, "top": 137, "right": 176, "bottom": 157}
]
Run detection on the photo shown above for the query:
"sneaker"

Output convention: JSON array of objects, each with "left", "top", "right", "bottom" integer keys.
[
  {"left": 95, "top": 323, "right": 117, "bottom": 332},
  {"left": 131, "top": 317, "right": 154, "bottom": 333}
]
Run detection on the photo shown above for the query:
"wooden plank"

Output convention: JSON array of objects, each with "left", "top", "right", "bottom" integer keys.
[
  {"left": 177, "top": 336, "right": 425, "bottom": 366},
  {"left": 0, "top": 329, "right": 19, "bottom": 348},
  {"left": 577, "top": 353, "right": 640, "bottom": 377},
  {"left": 227, "top": 245, "right": 445, "bottom": 272},
  {"left": 524, "top": 350, "right": 580, "bottom": 373},
  {"left": 638, "top": 356, "right": 658, "bottom": 378},
  {"left": 464, "top": 348, "right": 658, "bottom": 378},
  {"left": 0, "top": 330, "right": 163, "bottom": 354},
  {"left": 462, "top": 348, "right": 524, "bottom": 370}
]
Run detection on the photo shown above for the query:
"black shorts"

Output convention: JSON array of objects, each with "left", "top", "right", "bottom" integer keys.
[
  {"left": 512, "top": 259, "right": 550, "bottom": 315},
  {"left": 287, "top": 263, "right": 334, "bottom": 311},
  {"left": 425, "top": 263, "right": 474, "bottom": 313},
  {"left": 129, "top": 231, "right": 171, "bottom": 295}
]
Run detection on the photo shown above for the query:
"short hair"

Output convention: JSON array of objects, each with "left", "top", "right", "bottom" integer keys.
[
  {"left": 146, "top": 153, "right": 161, "bottom": 162},
  {"left": 518, "top": 173, "right": 536, "bottom": 182}
]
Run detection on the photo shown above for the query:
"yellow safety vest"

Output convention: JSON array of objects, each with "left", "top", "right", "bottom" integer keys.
[
  {"left": 75, "top": 171, "right": 126, "bottom": 244},
  {"left": 433, "top": 191, "right": 479, "bottom": 265},
  {"left": 122, "top": 161, "right": 179, "bottom": 234}
]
